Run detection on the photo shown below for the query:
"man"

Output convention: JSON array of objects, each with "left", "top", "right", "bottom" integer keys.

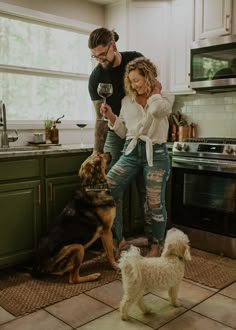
[
  {"left": 88, "top": 27, "right": 143, "bottom": 167},
  {"left": 88, "top": 27, "right": 143, "bottom": 252}
]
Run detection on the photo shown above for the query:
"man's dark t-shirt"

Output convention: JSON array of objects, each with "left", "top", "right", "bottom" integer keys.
[{"left": 88, "top": 51, "right": 143, "bottom": 116}]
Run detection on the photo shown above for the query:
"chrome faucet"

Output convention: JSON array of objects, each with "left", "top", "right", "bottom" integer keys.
[{"left": 0, "top": 102, "right": 18, "bottom": 148}]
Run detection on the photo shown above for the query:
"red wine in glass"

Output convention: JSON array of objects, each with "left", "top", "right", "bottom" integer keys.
[
  {"left": 97, "top": 83, "right": 113, "bottom": 120},
  {"left": 76, "top": 123, "right": 87, "bottom": 146},
  {"left": 76, "top": 123, "right": 87, "bottom": 129}
]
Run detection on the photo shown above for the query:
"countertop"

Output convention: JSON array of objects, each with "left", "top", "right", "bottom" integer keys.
[
  {"left": 0, "top": 142, "right": 174, "bottom": 159},
  {"left": 0, "top": 144, "right": 94, "bottom": 159}
]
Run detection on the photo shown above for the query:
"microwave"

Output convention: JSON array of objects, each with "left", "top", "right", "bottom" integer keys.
[{"left": 190, "top": 35, "right": 236, "bottom": 93}]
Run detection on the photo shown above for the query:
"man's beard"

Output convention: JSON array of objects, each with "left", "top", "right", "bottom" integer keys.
[{"left": 101, "top": 54, "right": 116, "bottom": 70}]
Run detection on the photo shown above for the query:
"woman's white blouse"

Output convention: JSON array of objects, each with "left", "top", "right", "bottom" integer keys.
[{"left": 108, "top": 92, "right": 175, "bottom": 166}]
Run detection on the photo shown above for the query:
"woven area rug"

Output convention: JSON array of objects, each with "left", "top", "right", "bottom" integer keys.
[
  {"left": 1, "top": 248, "right": 236, "bottom": 317},
  {"left": 0, "top": 254, "right": 120, "bottom": 317},
  {"left": 184, "top": 248, "right": 236, "bottom": 289}
]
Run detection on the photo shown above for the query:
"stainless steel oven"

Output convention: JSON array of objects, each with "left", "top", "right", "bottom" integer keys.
[{"left": 171, "top": 138, "right": 236, "bottom": 258}]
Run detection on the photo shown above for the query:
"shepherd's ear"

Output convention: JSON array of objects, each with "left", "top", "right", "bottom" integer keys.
[{"left": 79, "top": 163, "right": 94, "bottom": 184}]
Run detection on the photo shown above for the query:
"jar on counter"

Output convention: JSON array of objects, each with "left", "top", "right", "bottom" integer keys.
[
  {"left": 33, "top": 133, "right": 44, "bottom": 144},
  {"left": 50, "top": 121, "right": 59, "bottom": 144}
]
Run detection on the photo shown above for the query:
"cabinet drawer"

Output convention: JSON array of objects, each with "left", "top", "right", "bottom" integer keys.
[
  {"left": 0, "top": 159, "right": 40, "bottom": 181},
  {"left": 45, "top": 152, "right": 91, "bottom": 176}
]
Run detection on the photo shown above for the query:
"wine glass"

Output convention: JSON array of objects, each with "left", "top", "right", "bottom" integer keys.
[
  {"left": 97, "top": 83, "right": 113, "bottom": 120},
  {"left": 76, "top": 122, "right": 87, "bottom": 147}
]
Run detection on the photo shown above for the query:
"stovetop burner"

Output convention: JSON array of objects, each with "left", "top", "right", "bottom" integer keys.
[{"left": 183, "top": 137, "right": 236, "bottom": 144}]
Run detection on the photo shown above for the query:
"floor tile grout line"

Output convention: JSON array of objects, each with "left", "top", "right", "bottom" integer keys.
[
  {"left": 219, "top": 291, "right": 236, "bottom": 300},
  {"left": 41, "top": 308, "right": 75, "bottom": 329},
  {"left": 75, "top": 309, "right": 118, "bottom": 328},
  {"left": 84, "top": 290, "right": 119, "bottom": 310},
  {"left": 0, "top": 279, "right": 235, "bottom": 328},
  {"left": 189, "top": 309, "right": 236, "bottom": 329}
]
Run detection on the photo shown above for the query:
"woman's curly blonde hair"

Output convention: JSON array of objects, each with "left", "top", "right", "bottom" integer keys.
[{"left": 124, "top": 57, "right": 159, "bottom": 98}]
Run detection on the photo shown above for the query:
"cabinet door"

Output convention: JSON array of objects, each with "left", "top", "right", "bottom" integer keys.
[
  {"left": 195, "top": 0, "right": 232, "bottom": 40},
  {"left": 0, "top": 181, "right": 41, "bottom": 268},
  {"left": 45, "top": 175, "right": 81, "bottom": 230},
  {"left": 128, "top": 1, "right": 170, "bottom": 90},
  {"left": 170, "top": 0, "right": 195, "bottom": 94}
]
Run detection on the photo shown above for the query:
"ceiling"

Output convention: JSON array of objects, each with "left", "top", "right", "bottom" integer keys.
[{"left": 88, "top": 0, "right": 117, "bottom": 5}]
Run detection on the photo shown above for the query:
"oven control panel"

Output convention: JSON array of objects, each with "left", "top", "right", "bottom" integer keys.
[{"left": 173, "top": 142, "right": 236, "bottom": 158}]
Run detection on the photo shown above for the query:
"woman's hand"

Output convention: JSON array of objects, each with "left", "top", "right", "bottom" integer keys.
[
  {"left": 151, "top": 80, "right": 162, "bottom": 95},
  {"left": 100, "top": 103, "right": 116, "bottom": 125}
]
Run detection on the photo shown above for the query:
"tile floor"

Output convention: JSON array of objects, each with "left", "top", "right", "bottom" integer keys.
[{"left": 0, "top": 247, "right": 236, "bottom": 329}]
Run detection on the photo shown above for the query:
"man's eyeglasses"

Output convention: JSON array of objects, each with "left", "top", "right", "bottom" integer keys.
[{"left": 91, "top": 43, "right": 112, "bottom": 61}]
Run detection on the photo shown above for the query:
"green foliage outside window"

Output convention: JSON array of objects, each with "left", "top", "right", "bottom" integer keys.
[{"left": 0, "top": 15, "right": 94, "bottom": 121}]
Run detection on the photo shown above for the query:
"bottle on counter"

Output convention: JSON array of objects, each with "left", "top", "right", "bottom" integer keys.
[{"left": 51, "top": 121, "right": 59, "bottom": 144}]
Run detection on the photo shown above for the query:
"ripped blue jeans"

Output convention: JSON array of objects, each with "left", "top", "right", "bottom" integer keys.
[{"left": 107, "top": 139, "right": 170, "bottom": 246}]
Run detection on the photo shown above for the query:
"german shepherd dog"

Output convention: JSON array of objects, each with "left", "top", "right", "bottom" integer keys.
[{"left": 33, "top": 152, "right": 117, "bottom": 284}]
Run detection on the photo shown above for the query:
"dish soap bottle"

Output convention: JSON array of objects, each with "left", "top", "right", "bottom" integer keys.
[{"left": 51, "top": 121, "right": 59, "bottom": 144}]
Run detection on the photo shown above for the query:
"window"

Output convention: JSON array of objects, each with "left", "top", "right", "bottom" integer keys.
[{"left": 0, "top": 13, "right": 95, "bottom": 122}]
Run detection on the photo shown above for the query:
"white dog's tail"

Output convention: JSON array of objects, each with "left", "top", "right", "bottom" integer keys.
[{"left": 118, "top": 245, "right": 142, "bottom": 279}]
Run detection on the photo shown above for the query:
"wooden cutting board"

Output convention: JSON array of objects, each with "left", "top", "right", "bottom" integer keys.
[{"left": 28, "top": 142, "right": 62, "bottom": 147}]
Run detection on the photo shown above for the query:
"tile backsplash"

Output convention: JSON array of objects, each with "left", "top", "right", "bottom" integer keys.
[
  {"left": 173, "top": 91, "right": 236, "bottom": 138},
  {"left": 5, "top": 91, "right": 236, "bottom": 147}
]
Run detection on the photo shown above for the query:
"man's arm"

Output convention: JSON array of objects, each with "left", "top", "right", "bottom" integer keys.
[{"left": 93, "top": 100, "right": 109, "bottom": 152}]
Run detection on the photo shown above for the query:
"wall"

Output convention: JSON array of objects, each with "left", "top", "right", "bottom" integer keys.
[
  {"left": 173, "top": 91, "right": 236, "bottom": 138},
  {"left": 11, "top": 126, "right": 95, "bottom": 147},
  {"left": 0, "top": 0, "right": 104, "bottom": 26},
  {"left": 105, "top": 0, "right": 128, "bottom": 51},
  {"left": 2, "top": 1, "right": 236, "bottom": 146}
]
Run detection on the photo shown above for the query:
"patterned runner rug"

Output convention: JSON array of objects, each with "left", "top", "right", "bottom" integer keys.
[
  {"left": 184, "top": 248, "right": 236, "bottom": 289},
  {"left": 0, "top": 248, "right": 236, "bottom": 316}
]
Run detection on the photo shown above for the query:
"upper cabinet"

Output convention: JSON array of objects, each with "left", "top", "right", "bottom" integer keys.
[
  {"left": 127, "top": 1, "right": 170, "bottom": 90},
  {"left": 195, "top": 0, "right": 232, "bottom": 40},
  {"left": 105, "top": 0, "right": 129, "bottom": 50},
  {"left": 105, "top": 0, "right": 236, "bottom": 95},
  {"left": 169, "top": 0, "right": 195, "bottom": 94},
  {"left": 105, "top": 0, "right": 170, "bottom": 90}
]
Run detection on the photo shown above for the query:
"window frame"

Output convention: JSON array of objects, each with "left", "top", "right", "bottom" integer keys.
[{"left": 0, "top": 2, "right": 98, "bottom": 129}]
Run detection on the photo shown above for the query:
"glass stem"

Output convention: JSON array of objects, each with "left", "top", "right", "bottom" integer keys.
[
  {"left": 80, "top": 128, "right": 83, "bottom": 146},
  {"left": 102, "top": 97, "right": 107, "bottom": 120}
]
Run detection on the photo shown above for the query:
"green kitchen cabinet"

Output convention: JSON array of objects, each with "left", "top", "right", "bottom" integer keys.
[
  {"left": 0, "top": 159, "right": 42, "bottom": 268},
  {"left": 0, "top": 147, "right": 174, "bottom": 269},
  {"left": 45, "top": 175, "right": 81, "bottom": 229},
  {"left": 44, "top": 152, "right": 91, "bottom": 231}
]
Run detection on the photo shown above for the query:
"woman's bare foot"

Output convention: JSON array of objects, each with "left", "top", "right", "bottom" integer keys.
[{"left": 146, "top": 244, "right": 162, "bottom": 258}]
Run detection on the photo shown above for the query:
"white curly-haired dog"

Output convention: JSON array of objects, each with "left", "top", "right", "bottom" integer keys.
[{"left": 118, "top": 228, "right": 191, "bottom": 321}]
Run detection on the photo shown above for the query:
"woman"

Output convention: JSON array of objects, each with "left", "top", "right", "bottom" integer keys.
[{"left": 101, "top": 57, "right": 175, "bottom": 257}]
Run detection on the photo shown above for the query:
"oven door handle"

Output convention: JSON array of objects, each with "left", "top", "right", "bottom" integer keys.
[{"left": 172, "top": 156, "right": 236, "bottom": 171}]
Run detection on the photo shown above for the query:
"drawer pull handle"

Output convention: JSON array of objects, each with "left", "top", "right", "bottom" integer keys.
[
  {"left": 38, "top": 184, "right": 41, "bottom": 205},
  {"left": 49, "top": 182, "right": 53, "bottom": 201}
]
